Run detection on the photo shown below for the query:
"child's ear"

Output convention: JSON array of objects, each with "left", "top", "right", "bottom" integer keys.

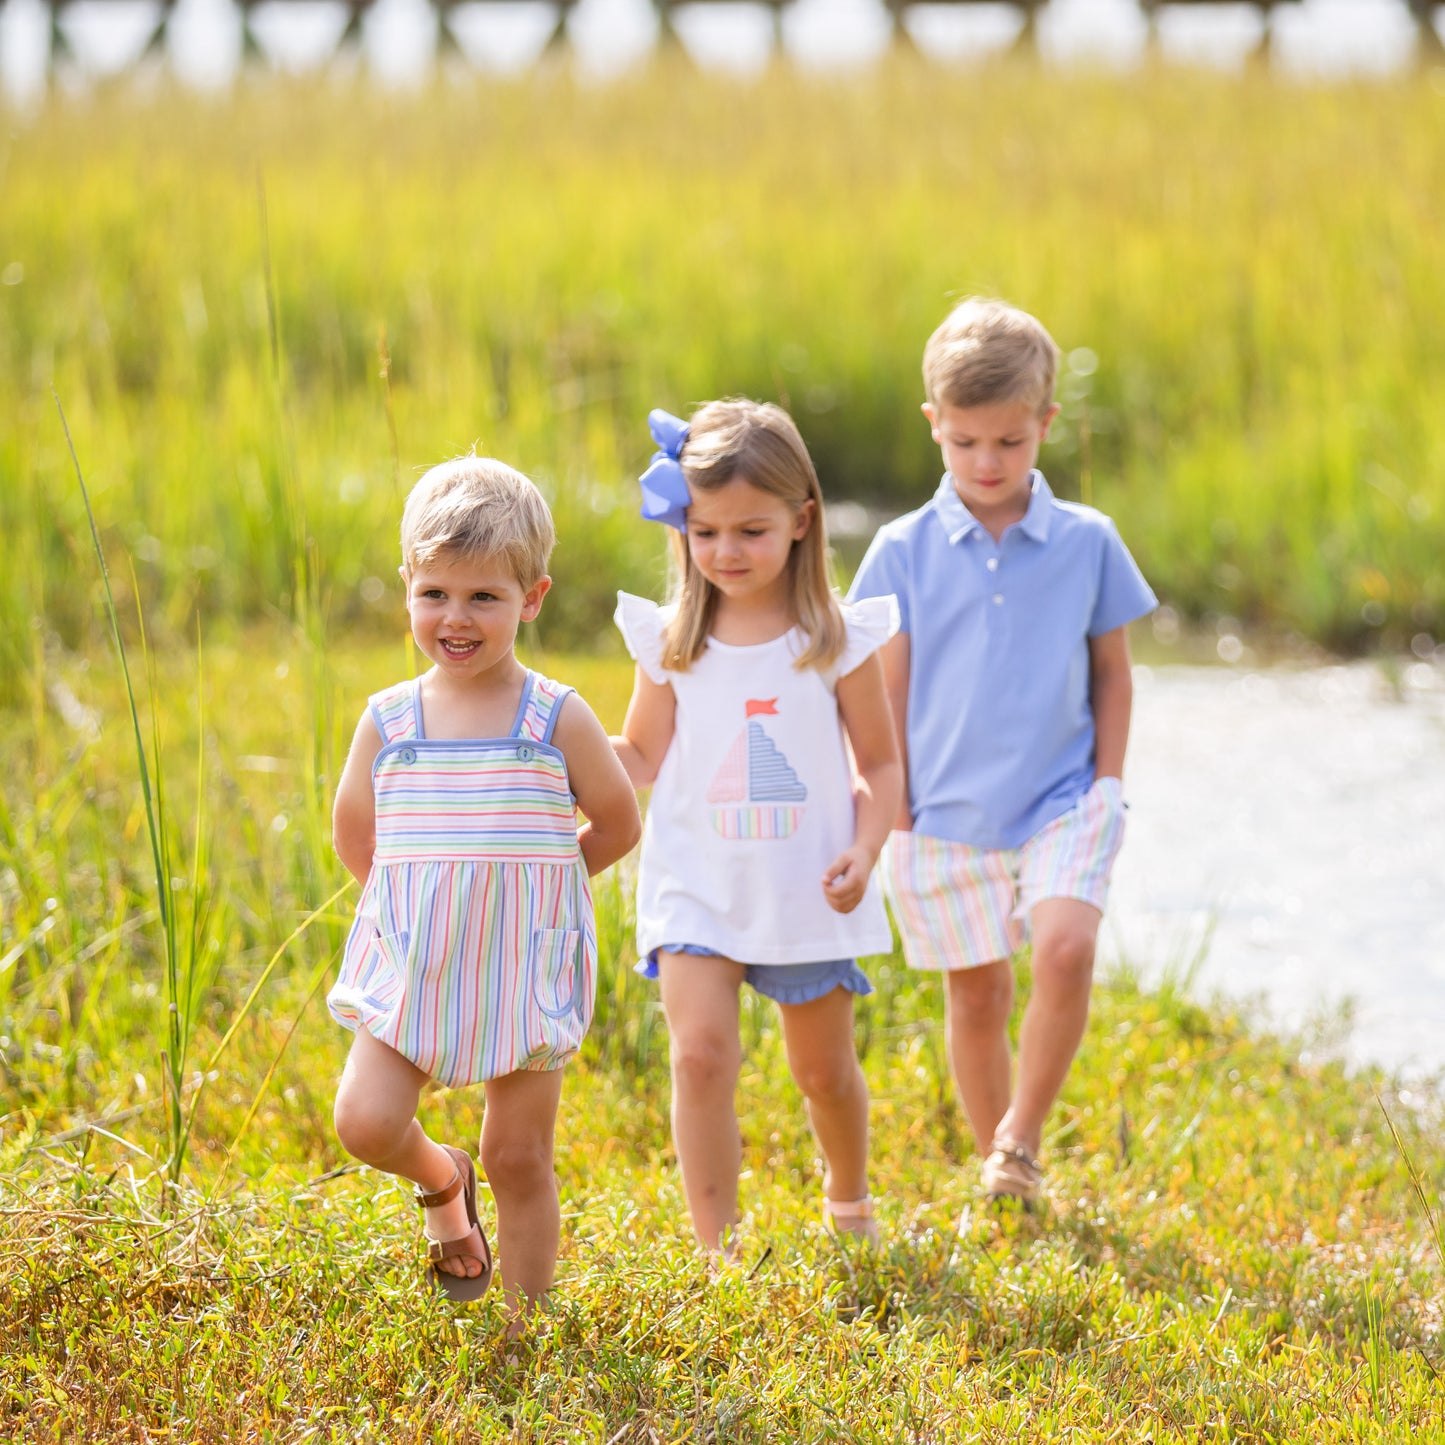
[
  {"left": 921, "top": 402, "right": 941, "bottom": 441},
  {"left": 521, "top": 575, "right": 552, "bottom": 622},
  {"left": 1040, "top": 402, "right": 1061, "bottom": 439},
  {"left": 792, "top": 497, "right": 816, "bottom": 541}
]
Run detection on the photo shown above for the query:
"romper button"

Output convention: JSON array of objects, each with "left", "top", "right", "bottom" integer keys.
[
  {"left": 399, "top": 747, "right": 417, "bottom": 764},
  {"left": 517, "top": 744, "right": 535, "bottom": 762},
  {"left": 993, "top": 594, "right": 1004, "bottom": 605}
]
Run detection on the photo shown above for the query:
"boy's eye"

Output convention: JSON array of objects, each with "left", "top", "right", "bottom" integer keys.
[
  {"left": 422, "top": 588, "right": 445, "bottom": 600},
  {"left": 472, "top": 592, "right": 496, "bottom": 603}
]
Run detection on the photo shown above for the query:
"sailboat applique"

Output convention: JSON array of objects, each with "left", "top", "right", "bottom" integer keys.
[{"left": 706, "top": 698, "right": 807, "bottom": 839}]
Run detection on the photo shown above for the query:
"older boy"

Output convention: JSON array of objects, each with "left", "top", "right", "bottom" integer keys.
[{"left": 849, "top": 298, "right": 1156, "bottom": 1206}]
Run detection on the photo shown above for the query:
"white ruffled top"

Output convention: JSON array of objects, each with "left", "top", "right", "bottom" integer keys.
[{"left": 615, "top": 592, "right": 899, "bottom": 966}]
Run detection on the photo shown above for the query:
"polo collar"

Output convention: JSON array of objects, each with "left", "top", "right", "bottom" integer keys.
[{"left": 933, "top": 470, "right": 1054, "bottom": 545}]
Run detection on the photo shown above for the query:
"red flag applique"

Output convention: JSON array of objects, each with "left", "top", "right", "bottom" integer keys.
[{"left": 745, "top": 698, "right": 778, "bottom": 717}]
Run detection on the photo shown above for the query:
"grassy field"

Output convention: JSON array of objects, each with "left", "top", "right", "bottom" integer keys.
[
  {"left": 3, "top": 62, "right": 1445, "bottom": 675},
  {"left": 1, "top": 631, "right": 1442, "bottom": 1441},
  {"left": 3, "top": 58, "right": 1444, "bottom": 1441}
]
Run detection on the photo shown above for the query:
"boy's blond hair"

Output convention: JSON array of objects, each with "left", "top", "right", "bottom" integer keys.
[
  {"left": 923, "top": 298, "right": 1060, "bottom": 415},
  {"left": 400, "top": 455, "right": 555, "bottom": 588},
  {"left": 662, "top": 398, "right": 846, "bottom": 675}
]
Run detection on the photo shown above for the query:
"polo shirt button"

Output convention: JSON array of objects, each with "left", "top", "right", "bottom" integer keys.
[
  {"left": 993, "top": 594, "right": 1004, "bottom": 605},
  {"left": 986, "top": 558, "right": 998, "bottom": 572}
]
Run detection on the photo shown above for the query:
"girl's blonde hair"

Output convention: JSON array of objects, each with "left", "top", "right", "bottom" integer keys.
[
  {"left": 661, "top": 399, "right": 845, "bottom": 673},
  {"left": 400, "top": 454, "right": 555, "bottom": 588}
]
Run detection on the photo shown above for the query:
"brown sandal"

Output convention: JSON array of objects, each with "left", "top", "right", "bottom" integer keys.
[
  {"left": 415, "top": 1144, "right": 493, "bottom": 1302},
  {"left": 981, "top": 1137, "right": 1043, "bottom": 1209}
]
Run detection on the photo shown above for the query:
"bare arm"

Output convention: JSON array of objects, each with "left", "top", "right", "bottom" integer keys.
[
  {"left": 553, "top": 693, "right": 643, "bottom": 876},
  {"left": 332, "top": 710, "right": 384, "bottom": 886},
  {"left": 823, "top": 650, "right": 904, "bottom": 914},
  {"left": 1088, "top": 625, "right": 1134, "bottom": 782},
  {"left": 878, "top": 631, "right": 913, "bottom": 831},
  {"left": 610, "top": 665, "right": 677, "bottom": 789}
]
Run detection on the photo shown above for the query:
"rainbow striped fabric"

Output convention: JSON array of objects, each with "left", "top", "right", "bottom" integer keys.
[
  {"left": 882, "top": 777, "right": 1127, "bottom": 970},
  {"left": 327, "top": 672, "right": 597, "bottom": 1086}
]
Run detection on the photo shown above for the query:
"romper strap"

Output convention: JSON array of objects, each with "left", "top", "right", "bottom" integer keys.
[
  {"left": 514, "top": 674, "right": 575, "bottom": 744},
  {"left": 368, "top": 679, "right": 422, "bottom": 744}
]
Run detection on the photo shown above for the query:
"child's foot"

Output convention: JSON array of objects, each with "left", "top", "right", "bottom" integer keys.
[
  {"left": 822, "top": 1195, "right": 880, "bottom": 1247},
  {"left": 980, "top": 1137, "right": 1043, "bottom": 1209},
  {"left": 415, "top": 1144, "right": 493, "bottom": 1299}
]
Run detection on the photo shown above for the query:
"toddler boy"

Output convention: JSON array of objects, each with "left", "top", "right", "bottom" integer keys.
[{"left": 849, "top": 297, "right": 1156, "bottom": 1205}]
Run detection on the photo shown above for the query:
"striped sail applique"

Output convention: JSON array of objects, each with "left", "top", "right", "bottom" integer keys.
[{"left": 706, "top": 697, "right": 807, "bottom": 840}]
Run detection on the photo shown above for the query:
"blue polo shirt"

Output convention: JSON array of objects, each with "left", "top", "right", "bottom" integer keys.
[{"left": 848, "top": 471, "right": 1157, "bottom": 850}]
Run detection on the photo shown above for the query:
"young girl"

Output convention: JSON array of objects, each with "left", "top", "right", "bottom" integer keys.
[
  {"left": 328, "top": 455, "right": 641, "bottom": 1308},
  {"left": 613, "top": 400, "right": 901, "bottom": 1257}
]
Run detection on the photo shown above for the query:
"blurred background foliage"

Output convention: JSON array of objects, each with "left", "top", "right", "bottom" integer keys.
[{"left": 3, "top": 61, "right": 1444, "bottom": 690}]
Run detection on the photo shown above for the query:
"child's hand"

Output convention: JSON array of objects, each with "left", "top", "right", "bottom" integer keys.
[{"left": 822, "top": 845, "right": 873, "bottom": 915}]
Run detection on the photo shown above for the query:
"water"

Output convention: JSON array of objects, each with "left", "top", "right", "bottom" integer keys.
[
  {"left": 1107, "top": 654, "right": 1445, "bottom": 1079},
  {"left": 1, "top": 0, "right": 1438, "bottom": 101}
]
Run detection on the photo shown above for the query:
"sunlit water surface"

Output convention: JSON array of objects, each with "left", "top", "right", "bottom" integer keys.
[{"left": 1107, "top": 657, "right": 1445, "bottom": 1079}]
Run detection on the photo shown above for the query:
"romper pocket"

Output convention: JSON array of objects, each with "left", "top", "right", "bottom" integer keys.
[{"left": 529, "top": 928, "right": 583, "bottom": 1021}]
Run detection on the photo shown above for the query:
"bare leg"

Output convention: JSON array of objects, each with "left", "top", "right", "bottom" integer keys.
[
  {"left": 994, "top": 897, "right": 1101, "bottom": 1157},
  {"left": 943, "top": 960, "right": 1015, "bottom": 1153},
  {"left": 657, "top": 951, "right": 746, "bottom": 1255},
  {"left": 332, "top": 1026, "right": 483, "bottom": 1280},
  {"left": 479, "top": 1066, "right": 566, "bottom": 1313},
  {"left": 777, "top": 985, "right": 873, "bottom": 1235}
]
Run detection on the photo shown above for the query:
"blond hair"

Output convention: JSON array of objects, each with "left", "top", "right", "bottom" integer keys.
[
  {"left": 661, "top": 399, "right": 845, "bottom": 674},
  {"left": 400, "top": 454, "right": 555, "bottom": 588},
  {"left": 923, "top": 297, "right": 1060, "bottom": 414}
]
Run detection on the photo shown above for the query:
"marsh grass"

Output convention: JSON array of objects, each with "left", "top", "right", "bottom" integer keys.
[
  {"left": 3, "top": 55, "right": 1445, "bottom": 1441},
  {"left": 4, "top": 62, "right": 1445, "bottom": 677},
  {"left": 2, "top": 630, "right": 1442, "bottom": 1440}
]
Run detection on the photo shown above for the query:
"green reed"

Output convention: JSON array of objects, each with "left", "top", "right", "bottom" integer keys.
[{"left": 3, "top": 62, "right": 1444, "bottom": 677}]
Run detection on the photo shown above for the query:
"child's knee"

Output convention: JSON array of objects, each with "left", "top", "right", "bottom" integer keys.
[
  {"left": 1030, "top": 926, "right": 1097, "bottom": 987},
  {"left": 481, "top": 1131, "right": 555, "bottom": 1195},
  {"left": 791, "top": 1052, "right": 863, "bottom": 1105},
  {"left": 946, "top": 963, "right": 1014, "bottom": 1031},
  {"left": 333, "top": 1091, "right": 403, "bottom": 1165},
  {"left": 670, "top": 1031, "right": 741, "bottom": 1093}
]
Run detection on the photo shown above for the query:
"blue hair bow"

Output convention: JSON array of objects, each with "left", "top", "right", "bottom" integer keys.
[{"left": 638, "top": 408, "right": 691, "bottom": 533}]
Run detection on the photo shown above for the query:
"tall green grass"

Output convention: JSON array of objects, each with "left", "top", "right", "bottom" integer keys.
[
  {"left": 2, "top": 630, "right": 1443, "bottom": 1439},
  {"left": 4, "top": 62, "right": 1445, "bottom": 681},
  {"left": 2, "top": 64, "right": 1444, "bottom": 1436}
]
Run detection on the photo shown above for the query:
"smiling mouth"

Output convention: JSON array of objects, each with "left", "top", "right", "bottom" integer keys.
[{"left": 440, "top": 638, "right": 481, "bottom": 657}]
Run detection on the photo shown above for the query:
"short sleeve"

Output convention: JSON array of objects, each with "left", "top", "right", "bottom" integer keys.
[
  {"left": 614, "top": 592, "right": 670, "bottom": 685},
  {"left": 847, "top": 528, "right": 911, "bottom": 634},
  {"left": 824, "top": 594, "right": 901, "bottom": 687},
  {"left": 1089, "top": 523, "right": 1158, "bottom": 637}
]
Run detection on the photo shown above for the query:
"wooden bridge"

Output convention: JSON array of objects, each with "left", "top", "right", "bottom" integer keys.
[{"left": 23, "top": 0, "right": 1445, "bottom": 73}]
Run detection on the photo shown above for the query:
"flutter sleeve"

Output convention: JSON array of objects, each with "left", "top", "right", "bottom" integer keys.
[
  {"left": 614, "top": 592, "right": 671, "bottom": 685},
  {"left": 824, "top": 594, "right": 901, "bottom": 687}
]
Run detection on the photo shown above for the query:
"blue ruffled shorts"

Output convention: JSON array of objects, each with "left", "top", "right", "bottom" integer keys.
[{"left": 638, "top": 944, "right": 873, "bottom": 1005}]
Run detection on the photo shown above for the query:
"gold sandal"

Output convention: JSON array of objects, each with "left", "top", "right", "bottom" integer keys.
[
  {"left": 822, "top": 1194, "right": 881, "bottom": 1247},
  {"left": 981, "top": 1137, "right": 1043, "bottom": 1208},
  {"left": 416, "top": 1144, "right": 494, "bottom": 1302}
]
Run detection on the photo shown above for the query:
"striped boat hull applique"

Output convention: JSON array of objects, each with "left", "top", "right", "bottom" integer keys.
[{"left": 706, "top": 697, "right": 806, "bottom": 840}]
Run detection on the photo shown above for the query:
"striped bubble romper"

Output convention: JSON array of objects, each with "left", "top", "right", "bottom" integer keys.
[{"left": 327, "top": 671, "right": 597, "bottom": 1087}]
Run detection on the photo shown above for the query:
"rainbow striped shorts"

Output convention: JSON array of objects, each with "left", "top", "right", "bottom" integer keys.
[{"left": 881, "top": 777, "right": 1127, "bottom": 971}]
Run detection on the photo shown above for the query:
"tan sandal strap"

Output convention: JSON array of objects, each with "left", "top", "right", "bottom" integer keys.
[
  {"left": 414, "top": 1165, "right": 463, "bottom": 1211},
  {"left": 823, "top": 1195, "right": 874, "bottom": 1221},
  {"left": 427, "top": 1225, "right": 488, "bottom": 1265},
  {"left": 988, "top": 1139, "right": 1040, "bottom": 1172}
]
